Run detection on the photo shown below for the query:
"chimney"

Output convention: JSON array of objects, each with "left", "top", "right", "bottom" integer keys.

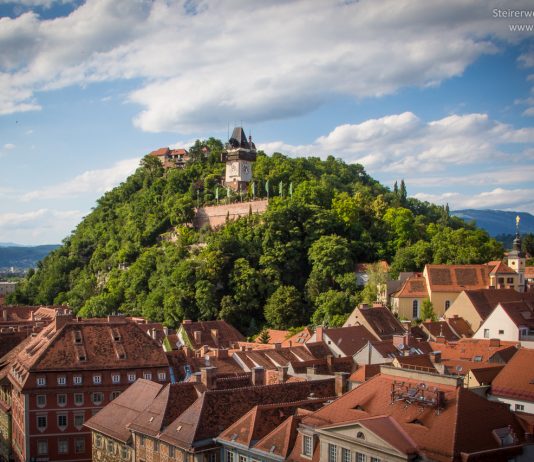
[
  {"left": 191, "top": 372, "right": 202, "bottom": 383},
  {"left": 273, "top": 342, "right": 282, "bottom": 350},
  {"left": 2, "top": 310, "right": 7, "bottom": 321},
  {"left": 252, "top": 367, "right": 265, "bottom": 386},
  {"left": 306, "top": 366, "right": 316, "bottom": 376},
  {"left": 215, "top": 348, "right": 228, "bottom": 359},
  {"left": 316, "top": 326, "right": 324, "bottom": 343},
  {"left": 393, "top": 333, "right": 411, "bottom": 348},
  {"left": 182, "top": 346, "right": 191, "bottom": 358},
  {"left": 430, "top": 351, "right": 441, "bottom": 363},
  {"left": 211, "top": 329, "right": 219, "bottom": 346},
  {"left": 436, "top": 336, "right": 446, "bottom": 344},
  {"left": 335, "top": 372, "right": 350, "bottom": 396},
  {"left": 54, "top": 312, "right": 73, "bottom": 331},
  {"left": 193, "top": 330, "right": 202, "bottom": 345},
  {"left": 151, "top": 327, "right": 157, "bottom": 340},
  {"left": 30, "top": 311, "right": 35, "bottom": 321},
  {"left": 201, "top": 367, "right": 217, "bottom": 389},
  {"left": 278, "top": 366, "right": 288, "bottom": 384},
  {"left": 489, "top": 338, "right": 501, "bottom": 348},
  {"left": 326, "top": 354, "right": 334, "bottom": 372},
  {"left": 163, "top": 326, "right": 169, "bottom": 336},
  {"left": 182, "top": 319, "right": 192, "bottom": 325}
]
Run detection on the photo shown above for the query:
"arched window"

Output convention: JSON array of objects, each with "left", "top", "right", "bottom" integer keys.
[
  {"left": 445, "top": 300, "right": 451, "bottom": 310},
  {"left": 356, "top": 431, "right": 365, "bottom": 440},
  {"left": 412, "top": 300, "right": 419, "bottom": 319}
]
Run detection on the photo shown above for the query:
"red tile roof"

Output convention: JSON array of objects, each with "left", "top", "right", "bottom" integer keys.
[
  {"left": 345, "top": 305, "right": 405, "bottom": 340},
  {"left": 489, "top": 261, "right": 516, "bottom": 275},
  {"left": 425, "top": 264, "right": 492, "bottom": 293},
  {"left": 468, "top": 365, "right": 504, "bottom": 386},
  {"left": 496, "top": 300, "right": 534, "bottom": 329},
  {"left": 525, "top": 266, "right": 534, "bottom": 279},
  {"left": 446, "top": 316, "right": 474, "bottom": 338},
  {"left": 394, "top": 354, "right": 438, "bottom": 373},
  {"left": 323, "top": 325, "right": 377, "bottom": 357},
  {"left": 254, "top": 329, "right": 289, "bottom": 345},
  {"left": 294, "top": 367, "right": 524, "bottom": 461},
  {"left": 84, "top": 379, "right": 164, "bottom": 443},
  {"left": 428, "top": 338, "right": 518, "bottom": 364},
  {"left": 180, "top": 320, "right": 244, "bottom": 350},
  {"left": 349, "top": 364, "right": 382, "bottom": 383},
  {"left": 394, "top": 275, "right": 429, "bottom": 298},
  {"left": 491, "top": 349, "right": 534, "bottom": 402},
  {"left": 158, "top": 379, "right": 336, "bottom": 451},
  {"left": 8, "top": 316, "right": 169, "bottom": 387},
  {"left": 464, "top": 289, "right": 534, "bottom": 321},
  {"left": 422, "top": 321, "right": 460, "bottom": 341}
]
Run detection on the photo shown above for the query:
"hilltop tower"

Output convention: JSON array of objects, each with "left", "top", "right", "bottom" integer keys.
[
  {"left": 222, "top": 127, "right": 257, "bottom": 192},
  {"left": 507, "top": 215, "right": 526, "bottom": 292}
]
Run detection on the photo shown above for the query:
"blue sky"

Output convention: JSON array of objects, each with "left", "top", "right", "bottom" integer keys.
[{"left": 0, "top": 0, "right": 533, "bottom": 245}]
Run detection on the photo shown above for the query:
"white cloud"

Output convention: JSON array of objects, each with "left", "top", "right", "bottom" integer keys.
[
  {"left": 413, "top": 188, "right": 534, "bottom": 214},
  {"left": 3, "top": 143, "right": 15, "bottom": 150},
  {"left": 21, "top": 157, "right": 140, "bottom": 201},
  {"left": 0, "top": 0, "right": 533, "bottom": 130},
  {"left": 0, "top": 208, "right": 83, "bottom": 244},
  {"left": 258, "top": 112, "right": 533, "bottom": 174}
]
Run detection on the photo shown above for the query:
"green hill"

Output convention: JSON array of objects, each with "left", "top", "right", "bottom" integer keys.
[
  {"left": 9, "top": 141, "right": 503, "bottom": 333},
  {"left": 0, "top": 245, "right": 59, "bottom": 270}
]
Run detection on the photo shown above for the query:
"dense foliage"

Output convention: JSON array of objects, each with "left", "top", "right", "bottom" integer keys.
[{"left": 9, "top": 140, "right": 504, "bottom": 333}]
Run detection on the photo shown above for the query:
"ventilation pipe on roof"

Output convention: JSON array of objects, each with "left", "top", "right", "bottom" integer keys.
[{"left": 335, "top": 372, "right": 350, "bottom": 396}]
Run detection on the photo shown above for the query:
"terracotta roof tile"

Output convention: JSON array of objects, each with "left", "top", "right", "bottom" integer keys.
[
  {"left": 254, "top": 329, "right": 289, "bottom": 345},
  {"left": 323, "top": 325, "right": 377, "bottom": 356},
  {"left": 489, "top": 261, "right": 516, "bottom": 275},
  {"left": 344, "top": 305, "right": 405, "bottom": 340},
  {"left": 497, "top": 300, "right": 534, "bottom": 328},
  {"left": 422, "top": 321, "right": 460, "bottom": 341},
  {"left": 349, "top": 364, "right": 382, "bottom": 383},
  {"left": 446, "top": 316, "right": 474, "bottom": 338},
  {"left": 425, "top": 264, "right": 491, "bottom": 293},
  {"left": 429, "top": 338, "right": 518, "bottom": 364},
  {"left": 464, "top": 289, "right": 534, "bottom": 320},
  {"left": 394, "top": 275, "right": 429, "bottom": 298},
  {"left": 469, "top": 365, "right": 504, "bottom": 385},
  {"left": 181, "top": 320, "right": 244, "bottom": 350},
  {"left": 492, "top": 349, "right": 534, "bottom": 402}
]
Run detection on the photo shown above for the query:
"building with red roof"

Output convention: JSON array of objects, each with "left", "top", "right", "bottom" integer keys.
[
  {"left": 343, "top": 304, "right": 405, "bottom": 340},
  {"left": 289, "top": 366, "right": 530, "bottom": 462},
  {"left": 490, "top": 348, "right": 534, "bottom": 414}
]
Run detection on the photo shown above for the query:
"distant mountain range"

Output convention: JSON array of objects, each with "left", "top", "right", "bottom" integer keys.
[
  {"left": 0, "top": 245, "right": 59, "bottom": 269},
  {"left": 452, "top": 210, "right": 534, "bottom": 237}
]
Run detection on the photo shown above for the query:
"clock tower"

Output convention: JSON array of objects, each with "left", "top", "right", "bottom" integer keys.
[{"left": 222, "top": 127, "right": 257, "bottom": 192}]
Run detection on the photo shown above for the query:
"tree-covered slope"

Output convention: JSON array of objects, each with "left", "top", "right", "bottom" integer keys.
[
  {"left": 9, "top": 140, "right": 503, "bottom": 332},
  {"left": 0, "top": 245, "right": 59, "bottom": 269}
]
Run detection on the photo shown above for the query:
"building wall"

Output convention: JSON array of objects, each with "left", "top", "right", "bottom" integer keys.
[
  {"left": 353, "top": 345, "right": 393, "bottom": 366},
  {"left": 443, "top": 292, "right": 482, "bottom": 331},
  {"left": 393, "top": 297, "right": 424, "bottom": 320},
  {"left": 92, "top": 432, "right": 132, "bottom": 462},
  {"left": 0, "top": 283, "right": 17, "bottom": 297},
  {"left": 428, "top": 291, "right": 460, "bottom": 318},
  {"left": 192, "top": 200, "right": 268, "bottom": 229},
  {"left": 473, "top": 307, "right": 519, "bottom": 342},
  {"left": 488, "top": 395, "right": 534, "bottom": 414},
  {"left": 0, "top": 408, "right": 11, "bottom": 462}
]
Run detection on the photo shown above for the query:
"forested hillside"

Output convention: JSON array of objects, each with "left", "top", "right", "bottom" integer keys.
[{"left": 9, "top": 140, "right": 503, "bottom": 333}]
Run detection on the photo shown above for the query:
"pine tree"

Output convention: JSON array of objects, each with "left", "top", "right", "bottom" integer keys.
[
  {"left": 257, "top": 329, "right": 271, "bottom": 344},
  {"left": 399, "top": 179, "right": 407, "bottom": 204},
  {"left": 393, "top": 181, "right": 398, "bottom": 196}
]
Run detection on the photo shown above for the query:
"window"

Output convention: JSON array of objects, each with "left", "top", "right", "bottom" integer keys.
[
  {"left": 128, "top": 373, "right": 136, "bottom": 383},
  {"left": 111, "top": 391, "right": 121, "bottom": 400},
  {"left": 37, "top": 415, "right": 47, "bottom": 431},
  {"left": 412, "top": 300, "right": 419, "bottom": 319},
  {"left": 153, "top": 440, "right": 159, "bottom": 452},
  {"left": 58, "top": 439, "right": 68, "bottom": 454},
  {"left": 112, "top": 374, "right": 121, "bottom": 384},
  {"left": 57, "top": 414, "right": 67, "bottom": 430},
  {"left": 208, "top": 452, "right": 217, "bottom": 462},
  {"left": 342, "top": 448, "right": 351, "bottom": 462},
  {"left": 37, "top": 376, "right": 46, "bottom": 387},
  {"left": 499, "top": 330, "right": 504, "bottom": 335},
  {"left": 356, "top": 454, "right": 366, "bottom": 462},
  {"left": 75, "top": 438, "right": 85, "bottom": 454},
  {"left": 37, "top": 440, "right": 48, "bottom": 455},
  {"left": 226, "top": 450, "right": 234, "bottom": 462},
  {"left": 95, "top": 434, "right": 103, "bottom": 448},
  {"left": 107, "top": 439, "right": 115, "bottom": 454},
  {"left": 498, "top": 277, "right": 505, "bottom": 285},
  {"left": 74, "top": 393, "right": 84, "bottom": 406},
  {"left": 516, "top": 404, "right": 525, "bottom": 411},
  {"left": 74, "top": 413, "right": 85, "bottom": 429},
  {"left": 93, "top": 374, "right": 102, "bottom": 384},
  {"left": 371, "top": 458, "right": 380, "bottom": 462},
  {"left": 143, "top": 372, "right": 152, "bottom": 380},
  {"left": 57, "top": 375, "right": 66, "bottom": 386},
  {"left": 92, "top": 392, "right": 104, "bottom": 405},
  {"left": 121, "top": 445, "right": 129, "bottom": 459},
  {"left": 73, "top": 375, "right": 83, "bottom": 385},
  {"left": 57, "top": 394, "right": 67, "bottom": 407},
  {"left": 139, "top": 435, "right": 145, "bottom": 447},
  {"left": 445, "top": 300, "right": 450, "bottom": 310},
  {"left": 158, "top": 371, "right": 166, "bottom": 381},
  {"left": 484, "top": 329, "right": 490, "bottom": 338},
  {"left": 302, "top": 435, "right": 313, "bottom": 456},
  {"left": 36, "top": 395, "right": 46, "bottom": 408},
  {"left": 473, "top": 355, "right": 482, "bottom": 362},
  {"left": 357, "top": 431, "right": 365, "bottom": 440},
  {"left": 239, "top": 456, "right": 246, "bottom": 462},
  {"left": 507, "top": 277, "right": 514, "bottom": 284},
  {"left": 169, "top": 445, "right": 175, "bottom": 457},
  {"left": 328, "top": 444, "right": 337, "bottom": 462}
]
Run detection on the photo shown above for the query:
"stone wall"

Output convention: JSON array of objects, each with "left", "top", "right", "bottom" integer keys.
[
  {"left": 193, "top": 200, "right": 268, "bottom": 229},
  {"left": 0, "top": 409, "right": 11, "bottom": 462}
]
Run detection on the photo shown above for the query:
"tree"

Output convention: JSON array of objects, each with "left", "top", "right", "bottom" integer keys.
[
  {"left": 361, "top": 262, "right": 389, "bottom": 304},
  {"left": 264, "top": 285, "right": 304, "bottom": 329},
  {"left": 257, "top": 329, "right": 271, "bottom": 344},
  {"left": 311, "top": 290, "right": 352, "bottom": 327},
  {"left": 399, "top": 179, "right": 407, "bottom": 205},
  {"left": 522, "top": 233, "right": 534, "bottom": 256},
  {"left": 421, "top": 299, "right": 437, "bottom": 321}
]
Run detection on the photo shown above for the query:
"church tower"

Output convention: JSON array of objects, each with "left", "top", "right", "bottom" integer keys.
[
  {"left": 222, "top": 127, "right": 257, "bottom": 192},
  {"left": 507, "top": 215, "right": 526, "bottom": 292}
]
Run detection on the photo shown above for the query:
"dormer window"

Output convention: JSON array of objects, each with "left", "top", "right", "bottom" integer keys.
[{"left": 73, "top": 330, "right": 83, "bottom": 344}]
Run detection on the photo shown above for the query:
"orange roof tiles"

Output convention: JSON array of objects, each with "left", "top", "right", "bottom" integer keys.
[
  {"left": 425, "top": 264, "right": 491, "bottom": 293},
  {"left": 489, "top": 261, "right": 516, "bottom": 275},
  {"left": 446, "top": 316, "right": 474, "bottom": 338},
  {"left": 254, "top": 329, "right": 289, "bottom": 345},
  {"left": 422, "top": 321, "right": 460, "bottom": 341},
  {"left": 464, "top": 288, "right": 534, "bottom": 321},
  {"left": 345, "top": 304, "right": 405, "bottom": 340},
  {"left": 294, "top": 368, "right": 525, "bottom": 461},
  {"left": 323, "top": 325, "right": 377, "bottom": 356},
  {"left": 492, "top": 348, "right": 534, "bottom": 402},
  {"left": 180, "top": 320, "right": 244, "bottom": 350},
  {"left": 428, "top": 338, "right": 518, "bottom": 364},
  {"left": 394, "top": 275, "right": 429, "bottom": 298}
]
